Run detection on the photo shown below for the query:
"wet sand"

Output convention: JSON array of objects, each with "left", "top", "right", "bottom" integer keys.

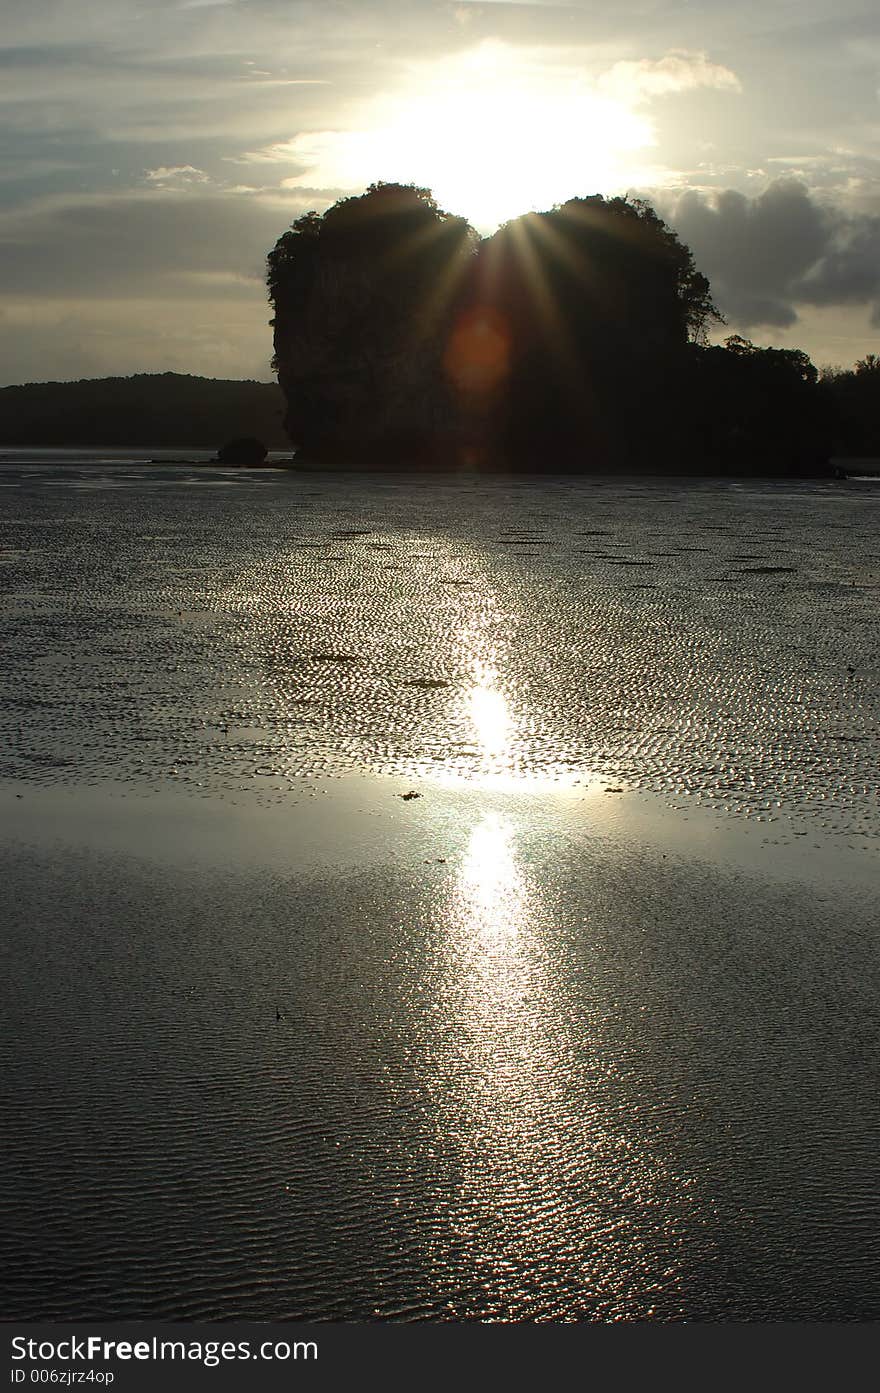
[
  {"left": 2, "top": 777, "right": 879, "bottom": 1320},
  {"left": 1, "top": 462, "right": 879, "bottom": 1320}
]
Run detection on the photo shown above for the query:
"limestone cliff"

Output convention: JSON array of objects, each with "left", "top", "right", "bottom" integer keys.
[{"left": 269, "top": 184, "right": 476, "bottom": 463}]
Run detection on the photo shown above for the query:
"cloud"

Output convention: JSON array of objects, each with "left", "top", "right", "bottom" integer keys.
[
  {"left": 1, "top": 2, "right": 878, "bottom": 378},
  {"left": 797, "top": 213, "right": 880, "bottom": 307},
  {"left": 662, "top": 177, "right": 880, "bottom": 330},
  {"left": 0, "top": 187, "right": 318, "bottom": 297},
  {"left": 229, "top": 140, "right": 315, "bottom": 167},
  {"left": 598, "top": 50, "right": 742, "bottom": 104},
  {"left": 0, "top": 179, "right": 316, "bottom": 382},
  {"left": 144, "top": 164, "right": 210, "bottom": 186},
  {"left": 235, "top": 42, "right": 664, "bottom": 228}
]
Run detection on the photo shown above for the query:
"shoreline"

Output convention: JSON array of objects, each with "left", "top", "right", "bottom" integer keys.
[
  {"left": 3, "top": 450, "right": 879, "bottom": 479},
  {"left": 2, "top": 772, "right": 876, "bottom": 891}
]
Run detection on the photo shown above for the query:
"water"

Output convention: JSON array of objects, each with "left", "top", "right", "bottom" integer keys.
[
  {"left": 1, "top": 459, "right": 879, "bottom": 1320},
  {"left": 2, "top": 460, "right": 878, "bottom": 829}
]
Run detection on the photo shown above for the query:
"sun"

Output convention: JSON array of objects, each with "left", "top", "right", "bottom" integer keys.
[{"left": 285, "top": 42, "right": 656, "bottom": 231}]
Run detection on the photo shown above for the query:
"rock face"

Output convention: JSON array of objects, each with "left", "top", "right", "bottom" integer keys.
[
  {"left": 268, "top": 184, "right": 477, "bottom": 465},
  {"left": 268, "top": 183, "right": 828, "bottom": 475},
  {"left": 269, "top": 186, "right": 728, "bottom": 471},
  {"left": 216, "top": 436, "right": 268, "bottom": 465}
]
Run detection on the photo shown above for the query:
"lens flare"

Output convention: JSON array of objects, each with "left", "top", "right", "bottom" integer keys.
[{"left": 444, "top": 306, "right": 512, "bottom": 398}]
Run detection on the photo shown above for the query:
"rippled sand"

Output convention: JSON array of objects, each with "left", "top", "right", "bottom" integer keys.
[
  {"left": 1, "top": 462, "right": 878, "bottom": 1320},
  {"left": 2, "top": 464, "right": 878, "bottom": 838}
]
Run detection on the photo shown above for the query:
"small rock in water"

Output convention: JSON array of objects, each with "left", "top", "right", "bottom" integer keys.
[{"left": 400, "top": 790, "right": 421, "bottom": 801}]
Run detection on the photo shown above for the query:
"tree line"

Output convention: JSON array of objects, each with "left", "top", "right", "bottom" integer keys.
[{"left": 0, "top": 373, "right": 288, "bottom": 450}]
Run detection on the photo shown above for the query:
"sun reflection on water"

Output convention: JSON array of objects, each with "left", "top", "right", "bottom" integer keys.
[
  {"left": 467, "top": 664, "right": 511, "bottom": 765},
  {"left": 459, "top": 812, "right": 521, "bottom": 943},
  {"left": 424, "top": 602, "right": 588, "bottom": 793},
  {"left": 419, "top": 810, "right": 699, "bottom": 1318},
  {"left": 424, "top": 811, "right": 562, "bottom": 1313},
  {"left": 445, "top": 811, "right": 542, "bottom": 1090}
]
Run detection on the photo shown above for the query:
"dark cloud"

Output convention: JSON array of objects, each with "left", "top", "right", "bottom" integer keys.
[
  {"left": 797, "top": 214, "right": 880, "bottom": 307},
  {"left": 663, "top": 178, "right": 880, "bottom": 331},
  {"left": 0, "top": 189, "right": 317, "bottom": 296}
]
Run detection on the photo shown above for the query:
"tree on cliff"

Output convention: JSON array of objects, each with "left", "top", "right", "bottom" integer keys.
[
  {"left": 482, "top": 196, "right": 719, "bottom": 349},
  {"left": 268, "top": 182, "right": 477, "bottom": 460}
]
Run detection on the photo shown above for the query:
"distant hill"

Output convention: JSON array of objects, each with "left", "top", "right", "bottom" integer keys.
[{"left": 0, "top": 373, "right": 289, "bottom": 449}]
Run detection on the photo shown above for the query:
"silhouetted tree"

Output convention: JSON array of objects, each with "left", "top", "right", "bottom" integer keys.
[
  {"left": 821, "top": 355, "right": 880, "bottom": 456},
  {"left": 689, "top": 336, "right": 831, "bottom": 473},
  {"left": 0, "top": 374, "right": 287, "bottom": 449}
]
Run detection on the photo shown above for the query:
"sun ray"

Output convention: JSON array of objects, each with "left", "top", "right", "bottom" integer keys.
[
  {"left": 497, "top": 215, "right": 588, "bottom": 401},
  {"left": 286, "top": 42, "right": 656, "bottom": 232}
]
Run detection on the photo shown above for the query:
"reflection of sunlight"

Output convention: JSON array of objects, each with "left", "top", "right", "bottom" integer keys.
[
  {"left": 417, "top": 599, "right": 590, "bottom": 793},
  {"left": 460, "top": 658, "right": 587, "bottom": 794},
  {"left": 431, "top": 813, "right": 564, "bottom": 1307},
  {"left": 468, "top": 677, "right": 510, "bottom": 761},
  {"left": 422, "top": 809, "right": 697, "bottom": 1319},
  {"left": 460, "top": 813, "right": 521, "bottom": 942},
  {"left": 449, "top": 813, "right": 535, "bottom": 1085}
]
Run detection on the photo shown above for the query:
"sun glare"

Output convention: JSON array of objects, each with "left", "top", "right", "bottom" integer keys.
[
  {"left": 284, "top": 42, "right": 655, "bottom": 230},
  {"left": 458, "top": 813, "right": 523, "bottom": 941},
  {"left": 468, "top": 676, "right": 511, "bottom": 759}
]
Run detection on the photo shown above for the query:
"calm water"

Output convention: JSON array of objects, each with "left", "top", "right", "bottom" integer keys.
[{"left": 1, "top": 459, "right": 879, "bottom": 1320}]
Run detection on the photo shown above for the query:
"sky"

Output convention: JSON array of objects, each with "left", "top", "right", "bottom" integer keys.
[{"left": 1, "top": 0, "right": 879, "bottom": 384}]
